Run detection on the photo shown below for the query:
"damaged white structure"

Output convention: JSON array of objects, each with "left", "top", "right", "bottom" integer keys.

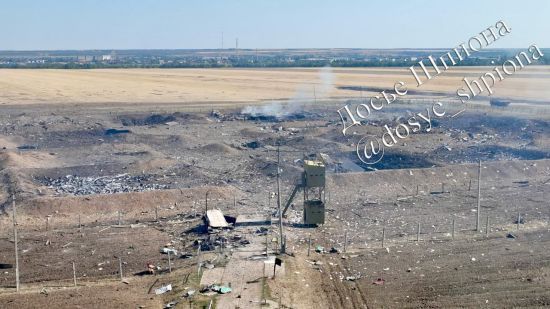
[{"left": 206, "top": 209, "right": 229, "bottom": 228}]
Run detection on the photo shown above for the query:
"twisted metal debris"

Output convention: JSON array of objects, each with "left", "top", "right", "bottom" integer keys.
[{"left": 39, "top": 174, "right": 170, "bottom": 195}]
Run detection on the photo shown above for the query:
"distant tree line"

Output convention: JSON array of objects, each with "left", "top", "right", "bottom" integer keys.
[{"left": 1, "top": 51, "right": 548, "bottom": 69}]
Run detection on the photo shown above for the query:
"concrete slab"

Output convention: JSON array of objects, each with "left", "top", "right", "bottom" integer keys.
[
  {"left": 235, "top": 214, "right": 272, "bottom": 227},
  {"left": 206, "top": 209, "right": 229, "bottom": 228}
]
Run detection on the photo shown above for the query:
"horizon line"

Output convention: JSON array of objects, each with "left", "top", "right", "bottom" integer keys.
[{"left": 1, "top": 47, "right": 546, "bottom": 53}]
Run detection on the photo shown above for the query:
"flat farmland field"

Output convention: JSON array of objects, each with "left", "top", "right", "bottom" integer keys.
[{"left": 1, "top": 66, "right": 550, "bottom": 105}]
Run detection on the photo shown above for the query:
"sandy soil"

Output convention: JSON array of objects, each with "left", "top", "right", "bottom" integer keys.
[{"left": 1, "top": 66, "right": 550, "bottom": 105}]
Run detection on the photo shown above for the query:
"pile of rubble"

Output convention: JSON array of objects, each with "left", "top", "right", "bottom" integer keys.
[
  {"left": 196, "top": 233, "right": 251, "bottom": 251},
  {"left": 39, "top": 173, "right": 170, "bottom": 195}
]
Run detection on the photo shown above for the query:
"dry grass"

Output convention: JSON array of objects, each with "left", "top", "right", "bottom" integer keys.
[{"left": 1, "top": 66, "right": 549, "bottom": 105}]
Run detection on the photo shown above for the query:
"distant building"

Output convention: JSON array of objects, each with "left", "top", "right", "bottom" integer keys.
[
  {"left": 78, "top": 55, "right": 94, "bottom": 63},
  {"left": 27, "top": 59, "right": 45, "bottom": 64},
  {"left": 77, "top": 54, "right": 114, "bottom": 62}
]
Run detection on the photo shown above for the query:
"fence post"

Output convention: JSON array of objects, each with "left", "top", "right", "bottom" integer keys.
[
  {"left": 12, "top": 194, "right": 20, "bottom": 292},
  {"left": 168, "top": 251, "right": 172, "bottom": 273},
  {"left": 382, "top": 227, "right": 386, "bottom": 248},
  {"left": 343, "top": 231, "right": 347, "bottom": 253},
  {"left": 197, "top": 241, "right": 202, "bottom": 277},
  {"left": 73, "top": 262, "right": 77, "bottom": 287},
  {"left": 476, "top": 161, "right": 482, "bottom": 232},
  {"left": 452, "top": 218, "right": 455, "bottom": 240},
  {"left": 485, "top": 216, "right": 490, "bottom": 237},
  {"left": 307, "top": 234, "right": 311, "bottom": 256},
  {"left": 119, "top": 257, "right": 123, "bottom": 280},
  {"left": 265, "top": 230, "right": 269, "bottom": 256}
]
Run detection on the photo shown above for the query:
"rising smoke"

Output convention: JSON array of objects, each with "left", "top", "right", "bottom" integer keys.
[{"left": 242, "top": 66, "right": 334, "bottom": 117}]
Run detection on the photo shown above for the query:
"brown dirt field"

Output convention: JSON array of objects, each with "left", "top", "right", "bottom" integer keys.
[
  {"left": 0, "top": 279, "right": 163, "bottom": 309},
  {"left": 0, "top": 152, "right": 60, "bottom": 169},
  {"left": 0, "top": 186, "right": 238, "bottom": 233},
  {"left": 273, "top": 229, "right": 550, "bottom": 308},
  {"left": 0, "top": 266, "right": 204, "bottom": 309},
  {"left": 1, "top": 67, "right": 550, "bottom": 106},
  {"left": 0, "top": 225, "right": 172, "bottom": 284},
  {"left": 0, "top": 68, "right": 549, "bottom": 308}
]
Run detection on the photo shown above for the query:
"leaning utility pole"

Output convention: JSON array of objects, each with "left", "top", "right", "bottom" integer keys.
[
  {"left": 476, "top": 160, "right": 482, "bottom": 232},
  {"left": 277, "top": 146, "right": 285, "bottom": 254},
  {"left": 12, "top": 193, "right": 20, "bottom": 292}
]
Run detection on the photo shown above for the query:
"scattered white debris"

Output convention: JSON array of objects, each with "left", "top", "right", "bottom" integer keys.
[
  {"left": 161, "top": 248, "right": 178, "bottom": 255},
  {"left": 155, "top": 284, "right": 172, "bottom": 295}
]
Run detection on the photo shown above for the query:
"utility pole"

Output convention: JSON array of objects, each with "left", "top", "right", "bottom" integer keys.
[
  {"left": 12, "top": 193, "right": 20, "bottom": 292},
  {"left": 476, "top": 160, "right": 482, "bottom": 232},
  {"left": 277, "top": 146, "right": 285, "bottom": 254}
]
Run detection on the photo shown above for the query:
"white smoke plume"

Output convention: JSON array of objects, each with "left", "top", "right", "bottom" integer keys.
[{"left": 242, "top": 66, "right": 334, "bottom": 117}]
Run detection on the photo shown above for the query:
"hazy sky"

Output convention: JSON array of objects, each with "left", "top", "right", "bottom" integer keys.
[{"left": 2, "top": 0, "right": 549, "bottom": 50}]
